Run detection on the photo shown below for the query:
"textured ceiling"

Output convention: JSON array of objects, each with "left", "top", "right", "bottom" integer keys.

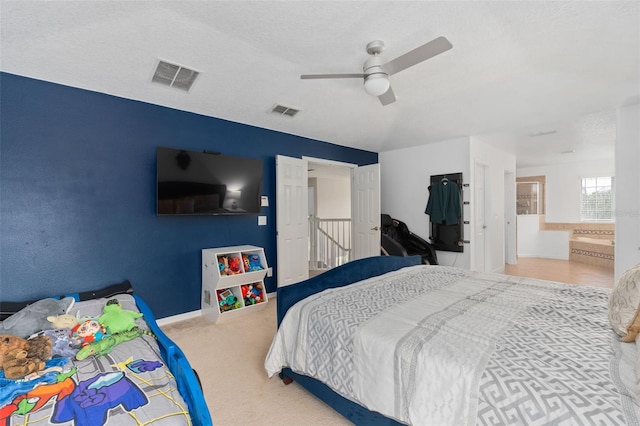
[{"left": 1, "top": 1, "right": 638, "bottom": 167}]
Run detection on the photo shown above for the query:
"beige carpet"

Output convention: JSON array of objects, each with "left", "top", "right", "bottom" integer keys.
[{"left": 161, "top": 300, "right": 353, "bottom": 426}]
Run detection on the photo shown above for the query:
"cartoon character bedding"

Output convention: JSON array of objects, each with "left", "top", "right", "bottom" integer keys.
[{"left": 0, "top": 294, "right": 192, "bottom": 426}]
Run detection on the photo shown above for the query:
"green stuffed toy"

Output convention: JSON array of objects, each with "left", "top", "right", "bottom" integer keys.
[
  {"left": 98, "top": 299, "right": 143, "bottom": 334},
  {"left": 75, "top": 327, "right": 152, "bottom": 360}
]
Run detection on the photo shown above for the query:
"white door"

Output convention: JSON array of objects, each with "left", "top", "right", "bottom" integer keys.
[
  {"left": 474, "top": 162, "right": 488, "bottom": 272},
  {"left": 351, "top": 164, "right": 381, "bottom": 260},
  {"left": 504, "top": 171, "right": 517, "bottom": 264},
  {"left": 276, "top": 155, "right": 309, "bottom": 287}
]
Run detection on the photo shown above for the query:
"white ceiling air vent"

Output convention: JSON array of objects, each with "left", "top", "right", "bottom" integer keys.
[
  {"left": 527, "top": 130, "right": 557, "bottom": 138},
  {"left": 271, "top": 104, "right": 300, "bottom": 117},
  {"left": 152, "top": 60, "right": 200, "bottom": 92}
]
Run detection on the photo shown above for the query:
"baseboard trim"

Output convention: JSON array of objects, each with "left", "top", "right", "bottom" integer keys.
[
  {"left": 157, "top": 309, "right": 202, "bottom": 327},
  {"left": 517, "top": 254, "right": 569, "bottom": 260},
  {"left": 157, "top": 291, "right": 277, "bottom": 326}
]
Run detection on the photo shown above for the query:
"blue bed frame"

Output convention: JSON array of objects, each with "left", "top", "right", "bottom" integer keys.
[
  {"left": 1, "top": 281, "right": 213, "bottom": 426},
  {"left": 276, "top": 255, "right": 422, "bottom": 426}
]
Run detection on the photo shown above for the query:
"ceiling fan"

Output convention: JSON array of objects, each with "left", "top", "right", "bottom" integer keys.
[{"left": 300, "top": 36, "right": 452, "bottom": 106}]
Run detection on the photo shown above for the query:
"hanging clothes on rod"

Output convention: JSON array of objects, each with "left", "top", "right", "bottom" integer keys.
[
  {"left": 425, "top": 177, "right": 461, "bottom": 225},
  {"left": 426, "top": 172, "right": 464, "bottom": 253}
]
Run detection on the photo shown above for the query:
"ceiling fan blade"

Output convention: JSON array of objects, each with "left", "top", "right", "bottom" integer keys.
[
  {"left": 300, "top": 73, "right": 364, "bottom": 79},
  {"left": 378, "top": 86, "right": 396, "bottom": 106},
  {"left": 384, "top": 36, "right": 452, "bottom": 76}
]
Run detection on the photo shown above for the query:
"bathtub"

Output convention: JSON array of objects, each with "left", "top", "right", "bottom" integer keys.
[{"left": 569, "top": 236, "right": 614, "bottom": 269}]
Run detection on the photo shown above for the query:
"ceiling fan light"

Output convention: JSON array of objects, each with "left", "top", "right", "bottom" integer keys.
[{"left": 364, "top": 74, "right": 390, "bottom": 97}]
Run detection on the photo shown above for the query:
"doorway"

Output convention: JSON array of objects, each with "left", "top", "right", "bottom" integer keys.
[
  {"left": 276, "top": 155, "right": 381, "bottom": 287},
  {"left": 307, "top": 160, "right": 352, "bottom": 273}
]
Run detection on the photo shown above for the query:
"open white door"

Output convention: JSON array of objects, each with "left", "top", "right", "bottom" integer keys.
[
  {"left": 276, "top": 155, "right": 309, "bottom": 287},
  {"left": 351, "top": 164, "right": 381, "bottom": 260},
  {"left": 474, "top": 162, "right": 488, "bottom": 272},
  {"left": 504, "top": 171, "right": 517, "bottom": 264}
]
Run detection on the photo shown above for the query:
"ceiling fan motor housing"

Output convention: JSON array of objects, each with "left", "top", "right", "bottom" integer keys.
[
  {"left": 363, "top": 55, "right": 387, "bottom": 76},
  {"left": 363, "top": 55, "right": 390, "bottom": 96}
]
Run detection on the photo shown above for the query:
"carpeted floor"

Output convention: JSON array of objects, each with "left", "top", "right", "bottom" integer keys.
[{"left": 161, "top": 300, "right": 352, "bottom": 426}]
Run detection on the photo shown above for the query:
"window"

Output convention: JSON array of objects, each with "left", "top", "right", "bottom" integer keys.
[{"left": 581, "top": 177, "right": 613, "bottom": 221}]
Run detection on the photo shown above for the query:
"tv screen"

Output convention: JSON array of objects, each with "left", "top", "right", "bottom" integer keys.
[{"left": 156, "top": 147, "right": 263, "bottom": 215}]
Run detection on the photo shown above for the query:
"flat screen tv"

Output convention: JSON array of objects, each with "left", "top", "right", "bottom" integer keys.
[{"left": 156, "top": 147, "right": 263, "bottom": 215}]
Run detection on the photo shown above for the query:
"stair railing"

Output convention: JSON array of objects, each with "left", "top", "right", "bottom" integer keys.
[{"left": 308, "top": 217, "right": 351, "bottom": 270}]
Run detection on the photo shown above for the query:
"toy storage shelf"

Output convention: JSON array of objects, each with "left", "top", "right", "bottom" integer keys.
[{"left": 201, "top": 245, "right": 268, "bottom": 323}]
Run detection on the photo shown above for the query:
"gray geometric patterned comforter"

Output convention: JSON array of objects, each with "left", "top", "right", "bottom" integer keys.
[{"left": 265, "top": 265, "right": 640, "bottom": 426}]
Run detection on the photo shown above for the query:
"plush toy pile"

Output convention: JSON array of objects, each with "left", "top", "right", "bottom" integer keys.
[
  {"left": 0, "top": 297, "right": 149, "bottom": 380},
  {"left": 218, "top": 255, "right": 245, "bottom": 275},
  {"left": 241, "top": 283, "right": 264, "bottom": 305}
]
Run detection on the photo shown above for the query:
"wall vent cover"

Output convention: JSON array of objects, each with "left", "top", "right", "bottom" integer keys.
[
  {"left": 152, "top": 60, "right": 200, "bottom": 92},
  {"left": 271, "top": 104, "right": 300, "bottom": 117}
]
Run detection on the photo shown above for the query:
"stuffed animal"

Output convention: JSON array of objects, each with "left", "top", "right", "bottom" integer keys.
[
  {"left": 0, "top": 297, "right": 75, "bottom": 338},
  {"left": 228, "top": 257, "right": 242, "bottom": 275},
  {"left": 218, "top": 255, "right": 229, "bottom": 276},
  {"left": 76, "top": 327, "right": 154, "bottom": 360},
  {"left": 71, "top": 319, "right": 107, "bottom": 347},
  {"left": 31, "top": 328, "right": 79, "bottom": 358},
  {"left": 247, "top": 254, "right": 263, "bottom": 271},
  {"left": 0, "top": 334, "right": 28, "bottom": 370},
  {"left": 0, "top": 334, "right": 52, "bottom": 379},
  {"left": 98, "top": 299, "right": 143, "bottom": 334},
  {"left": 47, "top": 312, "right": 80, "bottom": 330}
]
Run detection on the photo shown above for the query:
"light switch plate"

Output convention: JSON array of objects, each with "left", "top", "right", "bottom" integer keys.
[
  {"left": 261, "top": 196, "right": 269, "bottom": 207},
  {"left": 258, "top": 215, "right": 267, "bottom": 226}
]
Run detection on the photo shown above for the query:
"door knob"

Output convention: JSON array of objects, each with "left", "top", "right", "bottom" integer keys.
[{"left": 371, "top": 226, "right": 380, "bottom": 231}]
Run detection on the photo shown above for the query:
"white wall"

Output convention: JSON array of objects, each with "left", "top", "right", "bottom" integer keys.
[
  {"left": 615, "top": 103, "right": 640, "bottom": 280},
  {"left": 380, "top": 136, "right": 515, "bottom": 271},
  {"left": 470, "top": 137, "right": 517, "bottom": 272},
  {"left": 516, "top": 215, "right": 570, "bottom": 259},
  {"left": 380, "top": 137, "right": 471, "bottom": 268},
  {"left": 517, "top": 160, "right": 615, "bottom": 223},
  {"left": 315, "top": 177, "right": 350, "bottom": 218}
]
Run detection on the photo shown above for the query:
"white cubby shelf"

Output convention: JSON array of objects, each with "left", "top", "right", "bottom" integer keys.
[{"left": 201, "top": 245, "right": 269, "bottom": 323}]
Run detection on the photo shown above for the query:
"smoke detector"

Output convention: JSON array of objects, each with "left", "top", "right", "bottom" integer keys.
[{"left": 152, "top": 60, "right": 200, "bottom": 92}]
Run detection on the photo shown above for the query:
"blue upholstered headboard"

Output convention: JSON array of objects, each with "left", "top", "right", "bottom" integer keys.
[{"left": 276, "top": 255, "right": 421, "bottom": 326}]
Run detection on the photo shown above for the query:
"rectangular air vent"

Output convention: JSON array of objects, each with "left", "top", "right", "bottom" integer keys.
[
  {"left": 152, "top": 60, "right": 200, "bottom": 92},
  {"left": 527, "top": 130, "right": 557, "bottom": 138},
  {"left": 271, "top": 104, "right": 300, "bottom": 117}
]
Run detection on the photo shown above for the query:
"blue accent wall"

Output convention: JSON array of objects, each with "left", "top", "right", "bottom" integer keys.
[{"left": 0, "top": 72, "right": 378, "bottom": 318}]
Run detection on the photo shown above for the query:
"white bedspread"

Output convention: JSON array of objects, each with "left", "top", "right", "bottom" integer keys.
[{"left": 265, "top": 265, "right": 640, "bottom": 426}]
